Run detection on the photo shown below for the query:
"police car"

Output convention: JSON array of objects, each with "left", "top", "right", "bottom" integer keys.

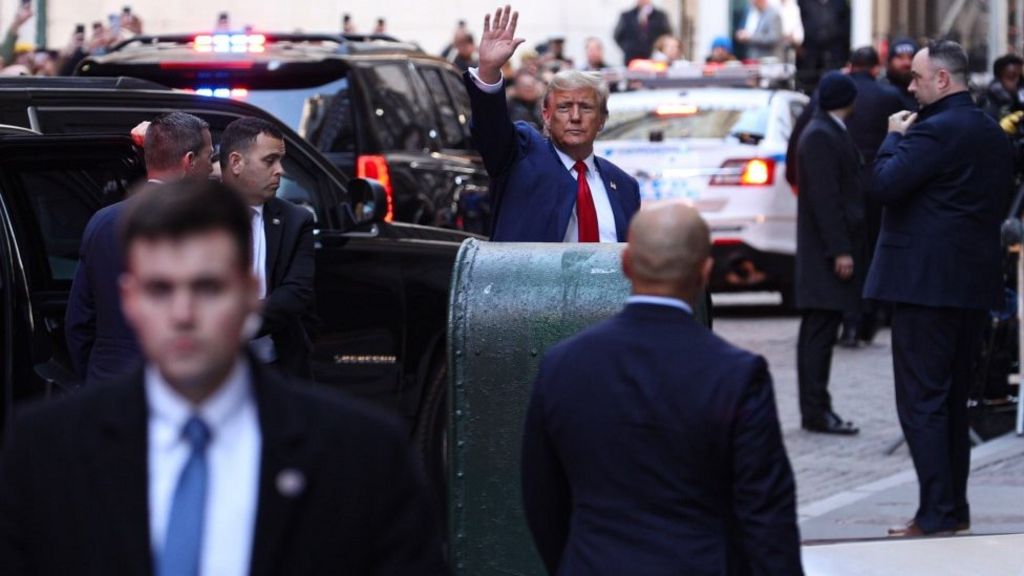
[{"left": 597, "top": 67, "right": 808, "bottom": 303}]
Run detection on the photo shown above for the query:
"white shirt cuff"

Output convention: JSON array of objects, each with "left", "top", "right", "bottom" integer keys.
[{"left": 468, "top": 67, "right": 504, "bottom": 94}]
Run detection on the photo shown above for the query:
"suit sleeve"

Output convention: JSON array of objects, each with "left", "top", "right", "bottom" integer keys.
[
  {"left": 872, "top": 123, "right": 945, "bottom": 205},
  {"left": 65, "top": 229, "right": 97, "bottom": 380},
  {"left": 731, "top": 357, "right": 803, "bottom": 576},
  {"left": 463, "top": 71, "right": 522, "bottom": 180},
  {"left": 259, "top": 209, "right": 315, "bottom": 337},
  {"left": 0, "top": 412, "right": 37, "bottom": 576},
  {"left": 798, "top": 129, "right": 854, "bottom": 257},
  {"left": 521, "top": 356, "right": 571, "bottom": 574}
]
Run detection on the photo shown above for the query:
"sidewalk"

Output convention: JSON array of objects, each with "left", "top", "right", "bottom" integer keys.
[
  {"left": 715, "top": 315, "right": 1024, "bottom": 541},
  {"left": 798, "top": 431, "right": 1024, "bottom": 540}
]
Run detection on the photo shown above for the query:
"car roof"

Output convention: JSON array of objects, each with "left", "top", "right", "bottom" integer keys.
[
  {"left": 85, "top": 32, "right": 432, "bottom": 64},
  {"left": 0, "top": 76, "right": 170, "bottom": 91},
  {"left": 607, "top": 87, "right": 803, "bottom": 112}
]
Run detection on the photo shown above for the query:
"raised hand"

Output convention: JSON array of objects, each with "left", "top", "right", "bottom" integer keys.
[{"left": 478, "top": 5, "right": 525, "bottom": 84}]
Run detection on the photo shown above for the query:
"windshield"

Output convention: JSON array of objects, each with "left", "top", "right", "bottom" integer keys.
[{"left": 600, "top": 106, "right": 767, "bottom": 141}]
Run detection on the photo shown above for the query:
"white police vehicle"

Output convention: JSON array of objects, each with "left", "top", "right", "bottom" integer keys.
[{"left": 597, "top": 67, "right": 808, "bottom": 303}]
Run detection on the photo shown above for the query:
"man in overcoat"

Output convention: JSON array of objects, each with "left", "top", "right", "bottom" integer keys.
[
  {"left": 867, "top": 40, "right": 1014, "bottom": 536},
  {"left": 795, "top": 71, "right": 862, "bottom": 435}
]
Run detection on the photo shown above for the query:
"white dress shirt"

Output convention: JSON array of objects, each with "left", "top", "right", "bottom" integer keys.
[
  {"left": 468, "top": 68, "right": 618, "bottom": 243},
  {"left": 147, "top": 358, "right": 262, "bottom": 576},
  {"left": 250, "top": 205, "right": 276, "bottom": 361}
]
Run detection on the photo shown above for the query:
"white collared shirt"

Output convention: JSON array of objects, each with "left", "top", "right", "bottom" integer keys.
[
  {"left": 828, "top": 111, "right": 848, "bottom": 130},
  {"left": 552, "top": 149, "right": 618, "bottom": 243},
  {"left": 626, "top": 294, "right": 694, "bottom": 315},
  {"left": 468, "top": 68, "right": 618, "bottom": 243},
  {"left": 147, "top": 358, "right": 261, "bottom": 576},
  {"left": 249, "top": 205, "right": 276, "bottom": 362},
  {"left": 250, "top": 205, "right": 267, "bottom": 298}
]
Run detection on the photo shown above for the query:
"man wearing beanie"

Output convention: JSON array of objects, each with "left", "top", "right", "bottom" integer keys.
[
  {"left": 794, "top": 70, "right": 862, "bottom": 436},
  {"left": 881, "top": 37, "right": 919, "bottom": 111},
  {"left": 868, "top": 40, "right": 1013, "bottom": 537}
]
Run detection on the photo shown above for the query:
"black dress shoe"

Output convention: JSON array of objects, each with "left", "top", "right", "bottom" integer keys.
[
  {"left": 802, "top": 412, "right": 859, "bottom": 435},
  {"left": 837, "top": 334, "right": 861, "bottom": 348}
]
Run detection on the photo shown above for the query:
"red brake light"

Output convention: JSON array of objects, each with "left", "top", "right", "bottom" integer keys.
[
  {"left": 356, "top": 155, "right": 394, "bottom": 222},
  {"left": 709, "top": 158, "right": 775, "bottom": 186}
]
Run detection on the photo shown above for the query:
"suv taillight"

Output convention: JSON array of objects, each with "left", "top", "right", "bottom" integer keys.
[
  {"left": 709, "top": 158, "right": 775, "bottom": 186},
  {"left": 357, "top": 155, "right": 394, "bottom": 222}
]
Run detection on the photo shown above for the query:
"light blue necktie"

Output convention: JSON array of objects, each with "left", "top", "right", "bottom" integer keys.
[{"left": 157, "top": 416, "right": 211, "bottom": 576}]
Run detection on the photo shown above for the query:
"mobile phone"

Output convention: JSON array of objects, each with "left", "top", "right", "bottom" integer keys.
[
  {"left": 122, "top": 5, "right": 131, "bottom": 15},
  {"left": 75, "top": 24, "right": 85, "bottom": 34}
]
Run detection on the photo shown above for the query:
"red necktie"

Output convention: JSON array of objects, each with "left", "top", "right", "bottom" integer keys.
[{"left": 574, "top": 161, "right": 599, "bottom": 242}]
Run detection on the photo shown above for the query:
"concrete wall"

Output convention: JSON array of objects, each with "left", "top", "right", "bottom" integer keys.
[{"left": 25, "top": 0, "right": 682, "bottom": 67}]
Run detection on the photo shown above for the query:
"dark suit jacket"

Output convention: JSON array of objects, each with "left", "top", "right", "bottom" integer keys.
[
  {"left": 797, "top": 0, "right": 850, "bottom": 58},
  {"left": 65, "top": 200, "right": 142, "bottom": 385},
  {"left": 259, "top": 197, "right": 316, "bottom": 377},
  {"left": 795, "top": 110, "right": 864, "bottom": 311},
  {"left": 464, "top": 73, "right": 640, "bottom": 242},
  {"left": 865, "top": 92, "right": 1014, "bottom": 310},
  {"left": 613, "top": 6, "right": 672, "bottom": 64},
  {"left": 0, "top": 360, "right": 445, "bottom": 576},
  {"left": 845, "top": 71, "right": 905, "bottom": 166},
  {"left": 521, "top": 303, "right": 802, "bottom": 576}
]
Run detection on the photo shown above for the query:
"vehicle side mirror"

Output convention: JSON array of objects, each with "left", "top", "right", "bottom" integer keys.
[{"left": 338, "top": 178, "right": 389, "bottom": 230}]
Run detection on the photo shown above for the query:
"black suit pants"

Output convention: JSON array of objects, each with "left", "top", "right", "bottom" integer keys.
[
  {"left": 797, "top": 309, "right": 841, "bottom": 423},
  {"left": 891, "top": 303, "right": 985, "bottom": 532}
]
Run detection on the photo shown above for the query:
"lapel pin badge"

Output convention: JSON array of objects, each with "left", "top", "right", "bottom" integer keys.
[
  {"left": 272, "top": 218, "right": 282, "bottom": 226},
  {"left": 610, "top": 181, "right": 618, "bottom": 190},
  {"left": 276, "top": 468, "right": 306, "bottom": 498}
]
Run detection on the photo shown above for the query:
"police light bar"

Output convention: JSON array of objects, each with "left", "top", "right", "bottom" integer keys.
[
  {"left": 182, "top": 87, "right": 249, "bottom": 99},
  {"left": 193, "top": 34, "right": 266, "bottom": 53},
  {"left": 603, "top": 60, "right": 795, "bottom": 90}
]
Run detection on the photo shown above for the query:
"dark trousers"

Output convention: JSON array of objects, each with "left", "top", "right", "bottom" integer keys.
[
  {"left": 797, "top": 309, "right": 841, "bottom": 423},
  {"left": 891, "top": 303, "right": 986, "bottom": 532}
]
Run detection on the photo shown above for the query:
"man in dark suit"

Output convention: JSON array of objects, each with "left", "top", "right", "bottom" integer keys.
[
  {"left": 220, "top": 117, "right": 315, "bottom": 378},
  {"left": 613, "top": 0, "right": 672, "bottom": 65},
  {"left": 521, "top": 201, "right": 802, "bottom": 575},
  {"left": 795, "top": 71, "right": 861, "bottom": 435},
  {"left": 0, "top": 180, "right": 444, "bottom": 576},
  {"left": 65, "top": 111, "right": 213, "bottom": 385},
  {"left": 466, "top": 5, "right": 640, "bottom": 243},
  {"left": 842, "top": 47, "right": 905, "bottom": 345},
  {"left": 867, "top": 40, "right": 1014, "bottom": 536}
]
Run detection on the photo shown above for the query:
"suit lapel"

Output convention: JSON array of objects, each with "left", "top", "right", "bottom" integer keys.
[
  {"left": 263, "top": 199, "right": 284, "bottom": 288},
  {"left": 548, "top": 140, "right": 581, "bottom": 235},
  {"left": 594, "top": 156, "right": 629, "bottom": 241},
  {"left": 92, "top": 375, "right": 153, "bottom": 574},
  {"left": 249, "top": 362, "right": 309, "bottom": 576}
]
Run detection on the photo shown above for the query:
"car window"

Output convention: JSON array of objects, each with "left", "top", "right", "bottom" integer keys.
[
  {"left": 360, "top": 63, "right": 429, "bottom": 152},
  {"left": 245, "top": 76, "right": 351, "bottom": 141},
  {"left": 418, "top": 66, "right": 471, "bottom": 150},
  {"left": 296, "top": 78, "right": 357, "bottom": 155},
  {"left": 6, "top": 162, "right": 138, "bottom": 287},
  {"left": 441, "top": 69, "right": 472, "bottom": 137}
]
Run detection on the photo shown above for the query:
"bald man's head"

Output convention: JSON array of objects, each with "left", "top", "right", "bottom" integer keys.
[{"left": 623, "top": 201, "right": 712, "bottom": 301}]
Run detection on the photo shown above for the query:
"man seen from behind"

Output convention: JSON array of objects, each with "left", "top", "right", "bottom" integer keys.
[{"left": 521, "top": 201, "right": 802, "bottom": 575}]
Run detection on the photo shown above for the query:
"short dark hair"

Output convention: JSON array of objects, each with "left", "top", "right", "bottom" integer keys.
[
  {"left": 994, "top": 53, "right": 1024, "bottom": 79},
  {"left": 926, "top": 39, "right": 968, "bottom": 86},
  {"left": 143, "top": 112, "right": 209, "bottom": 172},
  {"left": 120, "top": 179, "right": 252, "bottom": 271},
  {"left": 218, "top": 116, "right": 284, "bottom": 170},
  {"left": 849, "top": 46, "right": 879, "bottom": 70}
]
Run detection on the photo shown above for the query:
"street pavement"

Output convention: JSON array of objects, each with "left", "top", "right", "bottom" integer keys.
[{"left": 714, "top": 309, "right": 1024, "bottom": 541}]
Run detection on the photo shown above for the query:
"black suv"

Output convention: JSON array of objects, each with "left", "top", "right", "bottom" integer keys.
[
  {"left": 0, "top": 77, "right": 466, "bottom": 486},
  {"left": 75, "top": 33, "right": 492, "bottom": 234}
]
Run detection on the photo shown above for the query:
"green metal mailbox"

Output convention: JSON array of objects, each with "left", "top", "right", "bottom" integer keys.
[{"left": 447, "top": 239, "right": 708, "bottom": 575}]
